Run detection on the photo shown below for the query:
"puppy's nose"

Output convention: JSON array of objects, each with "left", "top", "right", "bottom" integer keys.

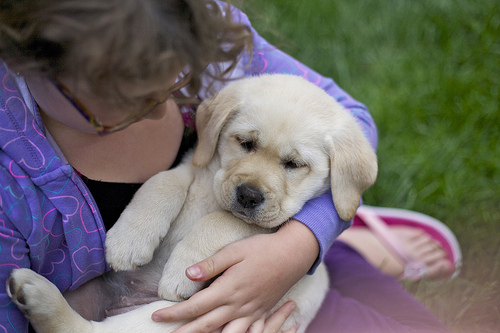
[{"left": 236, "top": 184, "right": 265, "bottom": 209}]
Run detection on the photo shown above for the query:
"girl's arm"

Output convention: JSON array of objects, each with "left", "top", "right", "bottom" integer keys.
[{"left": 152, "top": 220, "right": 315, "bottom": 333}]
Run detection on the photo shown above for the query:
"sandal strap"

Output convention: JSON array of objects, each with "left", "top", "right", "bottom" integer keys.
[{"left": 356, "top": 206, "right": 427, "bottom": 281}]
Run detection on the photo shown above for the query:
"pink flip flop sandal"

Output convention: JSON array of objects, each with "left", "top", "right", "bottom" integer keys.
[{"left": 354, "top": 206, "right": 462, "bottom": 281}]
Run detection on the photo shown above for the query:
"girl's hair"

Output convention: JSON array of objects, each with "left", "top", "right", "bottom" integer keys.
[{"left": 0, "top": 0, "right": 252, "bottom": 103}]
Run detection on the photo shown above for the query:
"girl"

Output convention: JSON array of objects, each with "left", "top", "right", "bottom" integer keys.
[{"left": 0, "top": 1, "right": 456, "bottom": 332}]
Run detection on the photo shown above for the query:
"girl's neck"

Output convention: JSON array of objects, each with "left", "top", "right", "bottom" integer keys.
[{"left": 41, "top": 100, "right": 185, "bottom": 183}]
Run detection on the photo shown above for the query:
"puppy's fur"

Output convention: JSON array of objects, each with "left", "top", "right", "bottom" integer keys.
[{"left": 8, "top": 74, "right": 377, "bottom": 333}]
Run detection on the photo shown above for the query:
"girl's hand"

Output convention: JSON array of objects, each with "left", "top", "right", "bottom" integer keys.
[
  {"left": 152, "top": 220, "right": 318, "bottom": 333},
  {"left": 210, "top": 301, "right": 299, "bottom": 333}
]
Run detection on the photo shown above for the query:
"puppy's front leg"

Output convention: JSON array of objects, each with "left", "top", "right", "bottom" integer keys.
[
  {"left": 8, "top": 269, "right": 95, "bottom": 333},
  {"left": 8, "top": 269, "right": 190, "bottom": 333},
  {"left": 106, "top": 166, "right": 194, "bottom": 271},
  {"left": 158, "top": 211, "right": 268, "bottom": 301}
]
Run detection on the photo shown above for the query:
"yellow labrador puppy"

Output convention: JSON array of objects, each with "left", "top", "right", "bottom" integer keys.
[{"left": 8, "top": 74, "right": 377, "bottom": 333}]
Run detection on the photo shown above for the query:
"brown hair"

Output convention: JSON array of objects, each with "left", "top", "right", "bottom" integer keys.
[{"left": 0, "top": 0, "right": 252, "bottom": 103}]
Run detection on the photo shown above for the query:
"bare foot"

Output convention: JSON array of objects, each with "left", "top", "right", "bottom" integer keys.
[{"left": 338, "top": 226, "right": 453, "bottom": 280}]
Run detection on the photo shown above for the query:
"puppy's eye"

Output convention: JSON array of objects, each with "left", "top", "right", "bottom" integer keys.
[
  {"left": 236, "top": 136, "right": 256, "bottom": 152},
  {"left": 283, "top": 159, "right": 306, "bottom": 170}
]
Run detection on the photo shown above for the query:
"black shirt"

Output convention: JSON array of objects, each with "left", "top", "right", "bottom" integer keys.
[{"left": 80, "top": 131, "right": 197, "bottom": 231}]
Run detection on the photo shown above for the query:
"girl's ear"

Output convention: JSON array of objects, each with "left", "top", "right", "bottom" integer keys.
[{"left": 193, "top": 89, "right": 240, "bottom": 168}]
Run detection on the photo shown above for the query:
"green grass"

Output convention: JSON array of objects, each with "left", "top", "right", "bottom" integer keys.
[{"left": 237, "top": 0, "right": 500, "bottom": 331}]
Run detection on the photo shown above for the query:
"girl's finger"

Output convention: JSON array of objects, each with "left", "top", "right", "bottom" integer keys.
[
  {"left": 220, "top": 317, "right": 255, "bottom": 333},
  {"left": 164, "top": 307, "right": 230, "bottom": 333},
  {"left": 174, "top": 305, "right": 241, "bottom": 333},
  {"left": 246, "top": 316, "right": 265, "bottom": 333},
  {"left": 186, "top": 245, "right": 242, "bottom": 282},
  {"left": 152, "top": 286, "right": 225, "bottom": 322},
  {"left": 263, "top": 302, "right": 296, "bottom": 333}
]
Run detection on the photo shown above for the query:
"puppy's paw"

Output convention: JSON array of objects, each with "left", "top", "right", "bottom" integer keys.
[
  {"left": 105, "top": 224, "right": 159, "bottom": 271},
  {"left": 158, "top": 268, "right": 205, "bottom": 301},
  {"left": 7, "top": 269, "right": 65, "bottom": 319},
  {"left": 157, "top": 241, "right": 209, "bottom": 301},
  {"left": 8, "top": 269, "right": 93, "bottom": 333}
]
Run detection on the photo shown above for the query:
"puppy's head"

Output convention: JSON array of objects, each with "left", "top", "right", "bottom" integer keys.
[{"left": 194, "top": 74, "right": 377, "bottom": 227}]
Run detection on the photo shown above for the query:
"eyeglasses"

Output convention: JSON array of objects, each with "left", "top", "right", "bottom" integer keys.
[{"left": 51, "top": 74, "right": 191, "bottom": 135}]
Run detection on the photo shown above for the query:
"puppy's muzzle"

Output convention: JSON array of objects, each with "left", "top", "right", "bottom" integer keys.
[{"left": 236, "top": 184, "right": 265, "bottom": 209}]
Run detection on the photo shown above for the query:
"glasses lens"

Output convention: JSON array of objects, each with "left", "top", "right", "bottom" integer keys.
[
  {"left": 54, "top": 72, "right": 192, "bottom": 135},
  {"left": 105, "top": 74, "right": 192, "bottom": 133}
]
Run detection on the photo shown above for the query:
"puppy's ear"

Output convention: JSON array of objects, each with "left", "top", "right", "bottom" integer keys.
[
  {"left": 325, "top": 115, "right": 378, "bottom": 221},
  {"left": 193, "top": 90, "right": 240, "bottom": 168}
]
